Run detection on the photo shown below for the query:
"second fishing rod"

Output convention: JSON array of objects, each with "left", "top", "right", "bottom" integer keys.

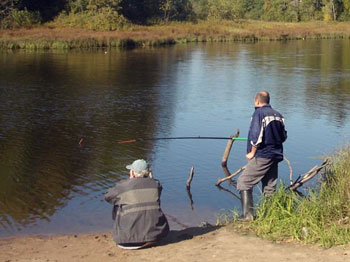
[{"left": 117, "top": 136, "right": 248, "bottom": 144}]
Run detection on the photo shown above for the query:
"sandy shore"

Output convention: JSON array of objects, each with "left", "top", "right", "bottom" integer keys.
[{"left": 1, "top": 225, "right": 349, "bottom": 262}]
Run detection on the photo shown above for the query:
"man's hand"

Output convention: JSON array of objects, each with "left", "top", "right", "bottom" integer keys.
[
  {"left": 246, "top": 145, "right": 257, "bottom": 160},
  {"left": 246, "top": 152, "right": 255, "bottom": 160}
]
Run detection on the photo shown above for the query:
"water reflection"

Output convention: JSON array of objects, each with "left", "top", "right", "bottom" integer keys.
[
  {"left": 0, "top": 40, "right": 350, "bottom": 236},
  {"left": 216, "top": 185, "right": 240, "bottom": 201},
  {"left": 0, "top": 48, "right": 181, "bottom": 234}
]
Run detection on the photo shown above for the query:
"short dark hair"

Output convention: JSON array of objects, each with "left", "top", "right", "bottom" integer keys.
[{"left": 255, "top": 91, "right": 270, "bottom": 104}]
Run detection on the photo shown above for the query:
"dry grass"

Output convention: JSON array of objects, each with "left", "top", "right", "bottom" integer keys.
[{"left": 1, "top": 20, "right": 350, "bottom": 49}]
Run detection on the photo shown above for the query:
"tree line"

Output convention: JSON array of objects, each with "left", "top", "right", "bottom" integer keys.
[{"left": 1, "top": 0, "right": 350, "bottom": 30}]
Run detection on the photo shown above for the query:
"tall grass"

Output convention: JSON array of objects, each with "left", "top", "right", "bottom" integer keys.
[{"left": 250, "top": 146, "right": 350, "bottom": 247}]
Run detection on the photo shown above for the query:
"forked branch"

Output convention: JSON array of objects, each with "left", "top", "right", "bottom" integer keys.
[
  {"left": 289, "top": 158, "right": 331, "bottom": 191},
  {"left": 216, "top": 165, "right": 246, "bottom": 186}
]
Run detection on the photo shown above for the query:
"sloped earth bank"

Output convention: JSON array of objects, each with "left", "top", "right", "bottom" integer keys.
[{"left": 1, "top": 225, "right": 349, "bottom": 262}]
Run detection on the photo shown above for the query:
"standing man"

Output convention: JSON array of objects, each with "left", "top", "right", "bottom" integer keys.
[
  {"left": 105, "top": 159, "right": 169, "bottom": 249},
  {"left": 237, "top": 91, "right": 287, "bottom": 220}
]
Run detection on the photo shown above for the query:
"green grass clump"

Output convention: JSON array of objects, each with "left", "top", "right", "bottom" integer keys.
[{"left": 251, "top": 146, "right": 350, "bottom": 247}]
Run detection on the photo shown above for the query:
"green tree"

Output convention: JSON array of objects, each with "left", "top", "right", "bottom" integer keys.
[
  {"left": 160, "top": 0, "right": 194, "bottom": 21},
  {"left": 197, "top": 0, "right": 248, "bottom": 20},
  {"left": 322, "top": 0, "right": 342, "bottom": 20},
  {"left": 245, "top": 0, "right": 265, "bottom": 20},
  {"left": 64, "top": 0, "right": 121, "bottom": 12},
  {"left": 119, "top": 0, "right": 163, "bottom": 24},
  {"left": 20, "top": 0, "right": 66, "bottom": 22},
  {"left": 0, "top": 0, "right": 42, "bottom": 29},
  {"left": 263, "top": 0, "right": 299, "bottom": 22},
  {"left": 1, "top": 0, "right": 66, "bottom": 25},
  {"left": 5, "top": 9, "right": 41, "bottom": 28},
  {"left": 340, "top": 0, "right": 350, "bottom": 20},
  {"left": 0, "top": 0, "right": 20, "bottom": 20},
  {"left": 160, "top": 0, "right": 172, "bottom": 21},
  {"left": 298, "top": 0, "right": 323, "bottom": 21}
]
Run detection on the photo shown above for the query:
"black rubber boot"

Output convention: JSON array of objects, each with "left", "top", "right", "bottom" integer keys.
[{"left": 239, "top": 190, "right": 254, "bottom": 220}]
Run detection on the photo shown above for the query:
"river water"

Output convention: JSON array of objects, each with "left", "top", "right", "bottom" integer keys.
[{"left": 1, "top": 40, "right": 350, "bottom": 237}]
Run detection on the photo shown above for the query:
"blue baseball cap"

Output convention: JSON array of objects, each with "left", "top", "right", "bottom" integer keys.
[{"left": 126, "top": 159, "right": 148, "bottom": 174}]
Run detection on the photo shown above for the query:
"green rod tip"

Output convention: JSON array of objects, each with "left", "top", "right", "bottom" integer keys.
[{"left": 231, "top": 137, "right": 248, "bottom": 141}]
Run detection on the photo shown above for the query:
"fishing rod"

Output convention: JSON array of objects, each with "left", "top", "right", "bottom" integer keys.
[{"left": 117, "top": 136, "right": 248, "bottom": 144}]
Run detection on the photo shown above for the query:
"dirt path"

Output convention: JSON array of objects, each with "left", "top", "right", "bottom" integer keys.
[{"left": 1, "top": 225, "right": 349, "bottom": 262}]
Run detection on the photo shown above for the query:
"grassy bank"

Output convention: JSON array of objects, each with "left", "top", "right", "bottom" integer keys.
[
  {"left": 245, "top": 146, "right": 350, "bottom": 248},
  {"left": 1, "top": 20, "right": 350, "bottom": 50}
]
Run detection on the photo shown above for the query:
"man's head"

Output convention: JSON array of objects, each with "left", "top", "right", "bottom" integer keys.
[
  {"left": 254, "top": 91, "right": 270, "bottom": 108},
  {"left": 126, "top": 159, "right": 150, "bottom": 178}
]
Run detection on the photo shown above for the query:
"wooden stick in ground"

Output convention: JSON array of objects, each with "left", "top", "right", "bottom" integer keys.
[
  {"left": 186, "top": 167, "right": 195, "bottom": 210},
  {"left": 186, "top": 186, "right": 194, "bottom": 210},
  {"left": 186, "top": 167, "right": 194, "bottom": 188},
  {"left": 221, "top": 129, "right": 239, "bottom": 186},
  {"left": 222, "top": 165, "right": 231, "bottom": 178},
  {"left": 283, "top": 156, "right": 293, "bottom": 185},
  {"left": 221, "top": 129, "right": 240, "bottom": 168},
  {"left": 222, "top": 136, "right": 234, "bottom": 169},
  {"left": 216, "top": 165, "right": 246, "bottom": 186},
  {"left": 289, "top": 158, "right": 330, "bottom": 191}
]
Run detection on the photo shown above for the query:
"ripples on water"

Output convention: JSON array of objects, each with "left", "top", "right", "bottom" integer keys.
[{"left": 0, "top": 40, "right": 350, "bottom": 236}]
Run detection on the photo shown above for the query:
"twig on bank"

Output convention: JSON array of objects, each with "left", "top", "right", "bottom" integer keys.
[
  {"left": 216, "top": 165, "right": 246, "bottom": 186},
  {"left": 283, "top": 156, "right": 293, "bottom": 186},
  {"left": 289, "top": 158, "right": 331, "bottom": 191}
]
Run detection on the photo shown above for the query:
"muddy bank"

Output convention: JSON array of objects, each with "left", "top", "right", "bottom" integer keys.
[{"left": 1, "top": 225, "right": 349, "bottom": 262}]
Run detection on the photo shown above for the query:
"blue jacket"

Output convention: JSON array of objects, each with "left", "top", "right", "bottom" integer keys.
[{"left": 247, "top": 104, "right": 287, "bottom": 161}]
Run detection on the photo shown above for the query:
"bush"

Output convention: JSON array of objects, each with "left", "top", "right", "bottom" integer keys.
[
  {"left": 1, "top": 8, "right": 41, "bottom": 29},
  {"left": 55, "top": 6, "right": 129, "bottom": 31}
]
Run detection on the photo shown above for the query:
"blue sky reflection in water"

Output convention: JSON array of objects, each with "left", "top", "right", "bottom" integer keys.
[{"left": 0, "top": 40, "right": 350, "bottom": 237}]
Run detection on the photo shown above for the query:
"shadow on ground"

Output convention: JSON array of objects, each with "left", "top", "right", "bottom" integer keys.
[{"left": 158, "top": 225, "right": 220, "bottom": 246}]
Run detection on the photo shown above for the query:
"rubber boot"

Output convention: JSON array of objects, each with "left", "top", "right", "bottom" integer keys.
[{"left": 239, "top": 190, "right": 254, "bottom": 220}]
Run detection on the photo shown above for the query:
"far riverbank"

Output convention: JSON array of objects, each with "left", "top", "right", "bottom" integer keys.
[{"left": 1, "top": 20, "right": 350, "bottom": 50}]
